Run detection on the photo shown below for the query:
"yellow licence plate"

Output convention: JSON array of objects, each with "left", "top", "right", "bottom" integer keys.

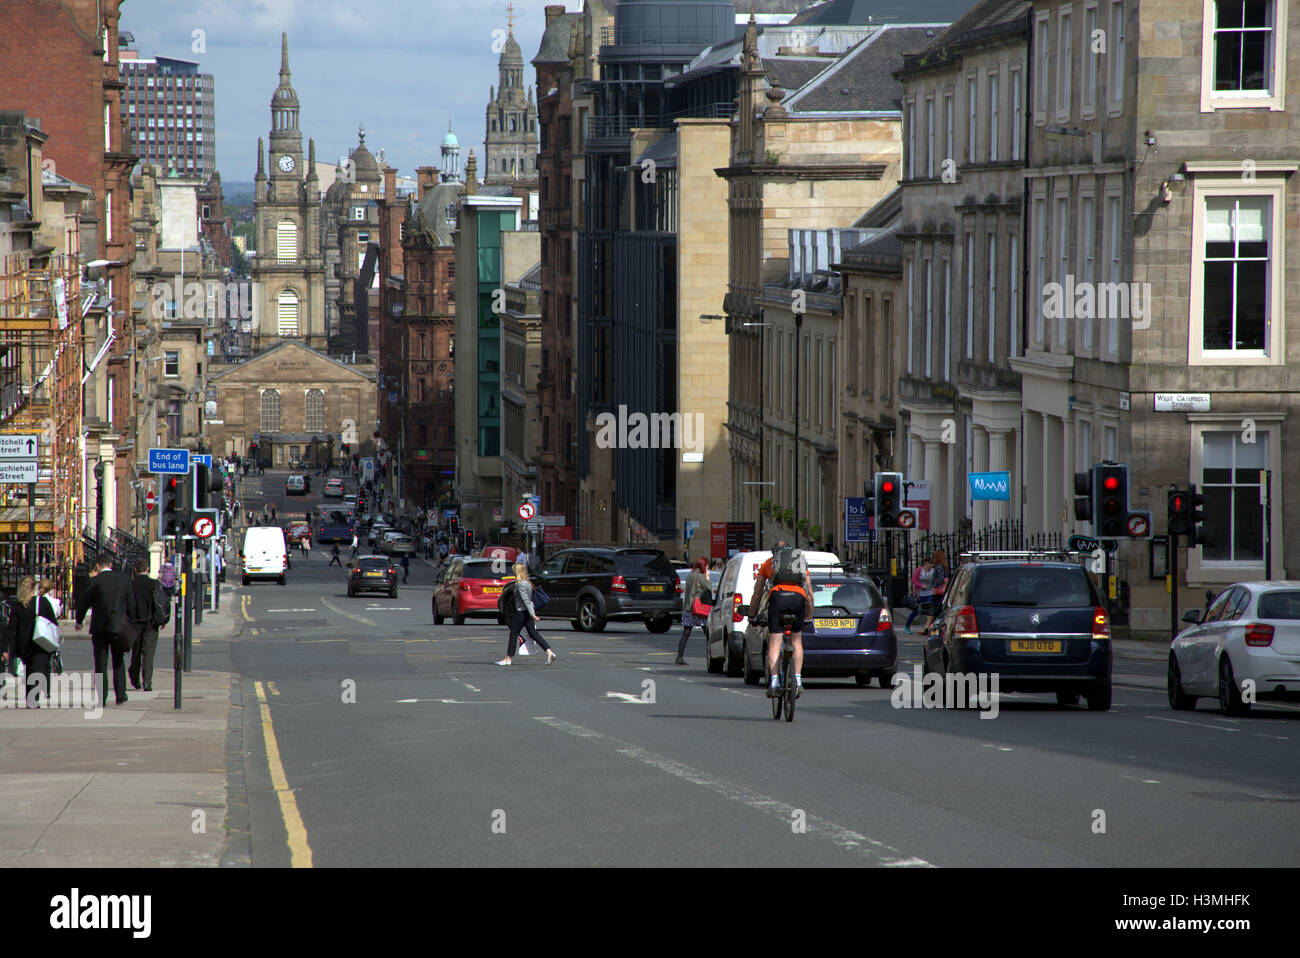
[
  {"left": 1010, "top": 639, "right": 1062, "bottom": 653},
  {"left": 365, "top": 572, "right": 382, "bottom": 577},
  {"left": 815, "top": 618, "right": 857, "bottom": 630},
  {"left": 483, "top": 587, "right": 503, "bottom": 594},
  {"left": 642, "top": 584, "right": 664, "bottom": 592}
]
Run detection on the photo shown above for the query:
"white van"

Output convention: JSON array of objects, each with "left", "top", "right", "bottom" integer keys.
[
  {"left": 242, "top": 526, "right": 288, "bottom": 585},
  {"left": 705, "top": 549, "right": 842, "bottom": 675}
]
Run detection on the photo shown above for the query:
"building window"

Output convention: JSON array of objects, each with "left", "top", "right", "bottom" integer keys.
[
  {"left": 944, "top": 93, "right": 954, "bottom": 169},
  {"left": 1109, "top": 1, "right": 1126, "bottom": 111},
  {"left": 276, "top": 220, "right": 298, "bottom": 260},
  {"left": 1204, "top": 0, "right": 1285, "bottom": 109},
  {"left": 1106, "top": 193, "right": 1122, "bottom": 355},
  {"left": 905, "top": 260, "right": 914, "bottom": 373},
  {"left": 941, "top": 260, "right": 951, "bottom": 381},
  {"left": 1055, "top": 196, "right": 1070, "bottom": 348},
  {"left": 905, "top": 101, "right": 915, "bottom": 179},
  {"left": 1201, "top": 431, "right": 1266, "bottom": 563},
  {"left": 1079, "top": 194, "right": 1096, "bottom": 352},
  {"left": 304, "top": 389, "right": 325, "bottom": 432},
  {"left": 164, "top": 351, "right": 179, "bottom": 377},
  {"left": 966, "top": 76, "right": 977, "bottom": 163},
  {"left": 1084, "top": 3, "right": 1100, "bottom": 114},
  {"left": 1057, "top": 8, "right": 1073, "bottom": 119},
  {"left": 1200, "top": 194, "right": 1271, "bottom": 356},
  {"left": 924, "top": 259, "right": 933, "bottom": 377},
  {"left": 1011, "top": 70, "right": 1022, "bottom": 159},
  {"left": 986, "top": 234, "right": 997, "bottom": 363},
  {"left": 1036, "top": 13, "right": 1051, "bottom": 121},
  {"left": 988, "top": 73, "right": 999, "bottom": 161},
  {"left": 261, "top": 389, "right": 281, "bottom": 432},
  {"left": 925, "top": 98, "right": 935, "bottom": 178},
  {"left": 277, "top": 288, "right": 300, "bottom": 336},
  {"left": 1033, "top": 196, "right": 1047, "bottom": 344},
  {"left": 1008, "top": 235, "right": 1019, "bottom": 359},
  {"left": 965, "top": 232, "right": 975, "bottom": 359}
]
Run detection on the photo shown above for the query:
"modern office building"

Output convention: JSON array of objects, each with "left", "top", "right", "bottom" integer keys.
[{"left": 119, "top": 40, "right": 216, "bottom": 180}]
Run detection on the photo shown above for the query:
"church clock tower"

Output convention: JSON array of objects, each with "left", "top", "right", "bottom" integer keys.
[{"left": 252, "top": 33, "right": 326, "bottom": 351}]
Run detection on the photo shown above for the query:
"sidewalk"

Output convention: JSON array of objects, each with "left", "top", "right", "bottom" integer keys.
[{"left": 0, "top": 600, "right": 243, "bottom": 867}]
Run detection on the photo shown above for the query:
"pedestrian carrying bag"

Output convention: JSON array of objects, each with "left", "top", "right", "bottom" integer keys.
[
  {"left": 149, "top": 582, "right": 170, "bottom": 629},
  {"left": 531, "top": 586, "right": 551, "bottom": 611},
  {"left": 33, "top": 614, "right": 61, "bottom": 653},
  {"left": 770, "top": 547, "right": 807, "bottom": 586}
]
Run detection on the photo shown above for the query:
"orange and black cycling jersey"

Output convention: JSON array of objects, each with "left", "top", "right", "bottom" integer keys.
[{"left": 758, "top": 557, "right": 808, "bottom": 603}]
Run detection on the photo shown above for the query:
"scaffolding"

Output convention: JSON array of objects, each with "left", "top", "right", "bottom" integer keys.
[{"left": 0, "top": 251, "right": 85, "bottom": 595}]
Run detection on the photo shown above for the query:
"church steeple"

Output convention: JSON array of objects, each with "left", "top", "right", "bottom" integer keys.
[{"left": 269, "top": 31, "right": 303, "bottom": 175}]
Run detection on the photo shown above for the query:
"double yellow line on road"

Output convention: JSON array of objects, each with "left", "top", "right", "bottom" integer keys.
[{"left": 255, "top": 681, "right": 313, "bottom": 867}]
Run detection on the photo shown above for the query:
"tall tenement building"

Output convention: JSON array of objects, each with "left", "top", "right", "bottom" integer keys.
[{"left": 119, "top": 36, "right": 216, "bottom": 179}]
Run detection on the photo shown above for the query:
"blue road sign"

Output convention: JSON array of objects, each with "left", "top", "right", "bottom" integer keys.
[
  {"left": 193, "top": 454, "right": 212, "bottom": 468},
  {"left": 149, "top": 448, "right": 190, "bottom": 474}
]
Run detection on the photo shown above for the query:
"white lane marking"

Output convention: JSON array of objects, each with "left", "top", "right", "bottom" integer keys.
[
  {"left": 396, "top": 698, "right": 512, "bottom": 704},
  {"left": 604, "top": 692, "right": 646, "bottom": 704},
  {"left": 1146, "top": 715, "right": 1239, "bottom": 732},
  {"left": 320, "top": 596, "right": 375, "bottom": 628},
  {"left": 533, "top": 716, "right": 934, "bottom": 867},
  {"left": 366, "top": 606, "right": 411, "bottom": 611},
  {"left": 982, "top": 744, "right": 1014, "bottom": 752},
  {"left": 265, "top": 608, "right": 318, "bottom": 613}
]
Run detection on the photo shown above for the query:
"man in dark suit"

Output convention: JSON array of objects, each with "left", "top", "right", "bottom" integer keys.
[
  {"left": 76, "top": 556, "right": 132, "bottom": 705},
  {"left": 127, "top": 558, "right": 162, "bottom": 692}
]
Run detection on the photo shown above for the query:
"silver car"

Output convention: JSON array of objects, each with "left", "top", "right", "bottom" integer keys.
[
  {"left": 384, "top": 534, "right": 417, "bottom": 556},
  {"left": 1169, "top": 581, "right": 1300, "bottom": 715}
]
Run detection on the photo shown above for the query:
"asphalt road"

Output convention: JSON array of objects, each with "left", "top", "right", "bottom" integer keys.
[{"left": 217, "top": 480, "right": 1300, "bottom": 867}]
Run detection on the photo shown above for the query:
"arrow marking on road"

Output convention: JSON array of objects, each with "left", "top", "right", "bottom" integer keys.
[
  {"left": 534, "top": 716, "right": 934, "bottom": 867},
  {"left": 396, "top": 698, "right": 512, "bottom": 704},
  {"left": 604, "top": 692, "right": 646, "bottom": 704},
  {"left": 320, "top": 597, "right": 375, "bottom": 628}
]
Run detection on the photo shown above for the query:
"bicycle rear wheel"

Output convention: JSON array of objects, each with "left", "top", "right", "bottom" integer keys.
[
  {"left": 783, "top": 651, "right": 795, "bottom": 722},
  {"left": 771, "top": 665, "right": 782, "bottom": 719}
]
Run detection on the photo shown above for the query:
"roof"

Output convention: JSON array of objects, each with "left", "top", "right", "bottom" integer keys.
[
  {"left": 853, "top": 185, "right": 902, "bottom": 228},
  {"left": 409, "top": 181, "right": 466, "bottom": 247},
  {"left": 634, "top": 132, "right": 678, "bottom": 171},
  {"left": 209, "top": 340, "right": 377, "bottom": 383},
  {"left": 918, "top": 0, "right": 1031, "bottom": 57},
  {"left": 792, "top": 0, "right": 981, "bottom": 24},
  {"left": 532, "top": 11, "right": 583, "bottom": 64},
  {"left": 784, "top": 24, "right": 947, "bottom": 113}
]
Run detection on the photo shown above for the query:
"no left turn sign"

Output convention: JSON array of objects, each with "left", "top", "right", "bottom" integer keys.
[
  {"left": 518, "top": 502, "right": 536, "bottom": 521},
  {"left": 193, "top": 516, "right": 216, "bottom": 539}
]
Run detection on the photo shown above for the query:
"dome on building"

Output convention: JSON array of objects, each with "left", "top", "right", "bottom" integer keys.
[
  {"left": 442, "top": 129, "right": 459, "bottom": 149},
  {"left": 350, "top": 125, "right": 381, "bottom": 180}
]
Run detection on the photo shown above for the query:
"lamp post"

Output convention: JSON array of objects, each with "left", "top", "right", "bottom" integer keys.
[
  {"left": 739, "top": 315, "right": 777, "bottom": 548},
  {"left": 93, "top": 461, "right": 105, "bottom": 555}
]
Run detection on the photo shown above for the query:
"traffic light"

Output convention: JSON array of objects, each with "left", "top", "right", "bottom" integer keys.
[
  {"left": 862, "top": 480, "right": 876, "bottom": 525},
  {"left": 449, "top": 516, "right": 460, "bottom": 538},
  {"left": 1073, "top": 470, "right": 1094, "bottom": 525},
  {"left": 1169, "top": 484, "right": 1207, "bottom": 545},
  {"left": 874, "top": 472, "right": 917, "bottom": 530},
  {"left": 159, "top": 474, "right": 184, "bottom": 538},
  {"left": 464, "top": 529, "right": 475, "bottom": 554},
  {"left": 1095, "top": 463, "right": 1128, "bottom": 538},
  {"left": 193, "top": 463, "right": 225, "bottom": 511}
]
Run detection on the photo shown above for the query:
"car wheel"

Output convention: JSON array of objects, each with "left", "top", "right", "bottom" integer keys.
[
  {"left": 743, "top": 651, "right": 761, "bottom": 685},
  {"left": 645, "top": 614, "right": 673, "bottom": 634},
  {"left": 1056, "top": 692, "right": 1080, "bottom": 707},
  {"left": 1085, "top": 679, "right": 1112, "bottom": 712},
  {"left": 347, "top": 587, "right": 355, "bottom": 597},
  {"left": 855, "top": 673, "right": 872, "bottom": 687},
  {"left": 578, "top": 597, "right": 605, "bottom": 632},
  {"left": 390, "top": 589, "right": 398, "bottom": 599},
  {"left": 497, "top": 614, "right": 506, "bottom": 626},
  {"left": 706, "top": 636, "right": 723, "bottom": 674},
  {"left": 1218, "top": 656, "right": 1250, "bottom": 716},
  {"left": 433, "top": 601, "right": 444, "bottom": 625},
  {"left": 277, "top": 575, "right": 286, "bottom": 586},
  {"left": 724, "top": 638, "right": 743, "bottom": 677},
  {"left": 571, "top": 619, "right": 585, "bottom": 632},
  {"left": 1167, "top": 655, "right": 1196, "bottom": 710},
  {"left": 877, "top": 671, "right": 895, "bottom": 689},
  {"left": 242, "top": 575, "right": 250, "bottom": 586},
  {"left": 454, "top": 611, "right": 465, "bottom": 626}
]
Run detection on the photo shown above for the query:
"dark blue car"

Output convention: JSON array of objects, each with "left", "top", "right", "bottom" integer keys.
[
  {"left": 742, "top": 574, "right": 897, "bottom": 687},
  {"left": 921, "top": 556, "right": 1113, "bottom": 710}
]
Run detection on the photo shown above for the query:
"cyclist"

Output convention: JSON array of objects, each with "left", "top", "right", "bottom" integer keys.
[{"left": 748, "top": 541, "right": 815, "bottom": 699}]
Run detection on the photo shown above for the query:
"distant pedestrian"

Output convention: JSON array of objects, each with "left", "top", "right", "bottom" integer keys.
[
  {"left": 127, "top": 560, "right": 162, "bottom": 692},
  {"left": 400, "top": 554, "right": 410, "bottom": 583},
  {"left": 270, "top": 505, "right": 277, "bottom": 523},
  {"left": 350, "top": 533, "right": 359, "bottom": 560},
  {"left": 496, "top": 562, "right": 554, "bottom": 667},
  {"left": 2, "top": 577, "right": 40, "bottom": 706},
  {"left": 302, "top": 534, "right": 311, "bottom": 558},
  {"left": 329, "top": 544, "right": 342, "bottom": 567},
  {"left": 159, "top": 555, "right": 178, "bottom": 598},
  {"left": 676, "top": 556, "right": 711, "bottom": 665}
]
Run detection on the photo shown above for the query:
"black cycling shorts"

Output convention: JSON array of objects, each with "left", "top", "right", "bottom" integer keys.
[{"left": 767, "top": 590, "right": 807, "bottom": 633}]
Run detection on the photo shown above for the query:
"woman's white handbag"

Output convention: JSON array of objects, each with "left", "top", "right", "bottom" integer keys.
[{"left": 33, "top": 596, "right": 62, "bottom": 653}]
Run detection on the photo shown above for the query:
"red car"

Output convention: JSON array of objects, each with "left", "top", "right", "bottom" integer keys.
[{"left": 433, "top": 557, "right": 516, "bottom": 625}]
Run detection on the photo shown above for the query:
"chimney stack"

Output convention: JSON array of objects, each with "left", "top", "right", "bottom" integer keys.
[
  {"left": 416, "top": 166, "right": 439, "bottom": 198},
  {"left": 383, "top": 166, "right": 396, "bottom": 202},
  {"left": 545, "top": 5, "right": 564, "bottom": 27}
]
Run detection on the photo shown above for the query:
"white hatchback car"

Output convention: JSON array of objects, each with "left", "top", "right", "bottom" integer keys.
[
  {"left": 1169, "top": 581, "right": 1300, "bottom": 715},
  {"left": 705, "top": 549, "right": 842, "bottom": 676}
]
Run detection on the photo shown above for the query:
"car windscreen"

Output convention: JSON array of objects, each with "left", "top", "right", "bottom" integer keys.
[
  {"left": 1257, "top": 591, "right": 1300, "bottom": 619},
  {"left": 358, "top": 558, "right": 389, "bottom": 570},
  {"left": 970, "top": 566, "right": 1093, "bottom": 607},
  {"left": 461, "top": 560, "right": 505, "bottom": 580},
  {"left": 615, "top": 552, "right": 675, "bottom": 576},
  {"left": 811, "top": 579, "right": 881, "bottom": 613}
]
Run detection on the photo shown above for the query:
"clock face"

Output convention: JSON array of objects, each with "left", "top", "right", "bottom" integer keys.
[{"left": 278, "top": 154, "right": 295, "bottom": 173}]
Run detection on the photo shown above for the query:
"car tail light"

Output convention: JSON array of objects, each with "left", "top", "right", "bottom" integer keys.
[
  {"left": 675, "top": 578, "right": 683, "bottom": 594},
  {"left": 955, "top": 605, "right": 979, "bottom": 639},
  {"left": 875, "top": 606, "right": 892, "bottom": 632},
  {"left": 1092, "top": 606, "right": 1110, "bottom": 640},
  {"left": 733, "top": 592, "right": 744, "bottom": 623},
  {"left": 1244, "top": 623, "right": 1275, "bottom": 647},
  {"left": 611, "top": 575, "right": 628, "bottom": 593},
  {"left": 458, "top": 581, "right": 471, "bottom": 592}
]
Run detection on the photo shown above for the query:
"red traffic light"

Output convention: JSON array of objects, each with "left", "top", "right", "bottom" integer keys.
[
  {"left": 1172, "top": 495, "right": 1185, "bottom": 512},
  {"left": 881, "top": 481, "right": 895, "bottom": 493},
  {"left": 1103, "top": 476, "right": 1120, "bottom": 490}
]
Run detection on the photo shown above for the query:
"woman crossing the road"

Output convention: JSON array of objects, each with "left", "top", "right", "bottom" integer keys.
[
  {"left": 496, "top": 562, "right": 555, "bottom": 667},
  {"left": 675, "top": 556, "right": 711, "bottom": 665}
]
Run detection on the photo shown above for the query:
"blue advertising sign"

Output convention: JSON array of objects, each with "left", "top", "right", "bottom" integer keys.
[
  {"left": 148, "top": 448, "right": 190, "bottom": 474},
  {"left": 844, "top": 497, "right": 875, "bottom": 543},
  {"left": 969, "top": 471, "right": 1011, "bottom": 501}
]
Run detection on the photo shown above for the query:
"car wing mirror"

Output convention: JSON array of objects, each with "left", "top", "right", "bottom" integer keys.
[{"left": 1181, "top": 609, "right": 1202, "bottom": 625}]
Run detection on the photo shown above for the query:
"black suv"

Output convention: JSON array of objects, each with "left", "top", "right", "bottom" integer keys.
[
  {"left": 500, "top": 547, "right": 680, "bottom": 633},
  {"left": 348, "top": 555, "right": 399, "bottom": 598},
  {"left": 922, "top": 555, "right": 1113, "bottom": 710}
]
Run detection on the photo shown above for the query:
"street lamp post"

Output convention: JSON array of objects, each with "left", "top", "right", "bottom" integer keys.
[{"left": 793, "top": 310, "right": 802, "bottom": 548}]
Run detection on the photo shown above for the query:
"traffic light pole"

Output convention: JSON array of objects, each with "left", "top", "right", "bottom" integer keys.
[
  {"left": 1265, "top": 470, "right": 1272, "bottom": 581},
  {"left": 183, "top": 538, "right": 193, "bottom": 672},
  {"left": 1169, "top": 534, "right": 1179, "bottom": 641}
]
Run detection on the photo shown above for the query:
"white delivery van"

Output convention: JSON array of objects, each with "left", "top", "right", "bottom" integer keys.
[
  {"left": 705, "top": 549, "right": 842, "bottom": 675},
  {"left": 242, "top": 525, "right": 288, "bottom": 585}
]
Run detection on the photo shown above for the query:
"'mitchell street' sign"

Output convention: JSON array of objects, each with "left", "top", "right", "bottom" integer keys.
[{"left": 1154, "top": 393, "right": 1211, "bottom": 412}]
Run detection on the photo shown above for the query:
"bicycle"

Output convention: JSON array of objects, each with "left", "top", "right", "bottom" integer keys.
[{"left": 768, "top": 611, "right": 800, "bottom": 722}]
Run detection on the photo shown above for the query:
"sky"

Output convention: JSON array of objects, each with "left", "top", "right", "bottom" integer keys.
[{"left": 118, "top": 0, "right": 579, "bottom": 188}]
